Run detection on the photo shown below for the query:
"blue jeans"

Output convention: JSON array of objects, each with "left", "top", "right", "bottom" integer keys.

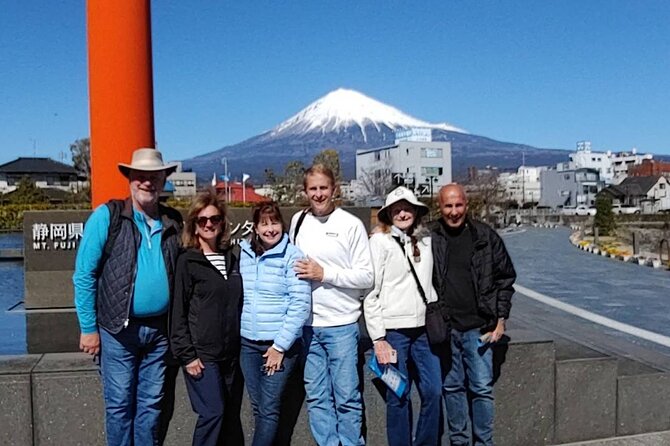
[
  {"left": 99, "top": 318, "right": 168, "bottom": 446},
  {"left": 183, "top": 358, "right": 244, "bottom": 446},
  {"left": 240, "top": 338, "right": 301, "bottom": 446},
  {"left": 443, "top": 328, "right": 494, "bottom": 446},
  {"left": 303, "top": 323, "right": 364, "bottom": 446},
  {"left": 385, "top": 328, "right": 442, "bottom": 446}
]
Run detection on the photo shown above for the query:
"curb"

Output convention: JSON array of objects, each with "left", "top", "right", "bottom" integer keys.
[{"left": 570, "top": 231, "right": 666, "bottom": 270}]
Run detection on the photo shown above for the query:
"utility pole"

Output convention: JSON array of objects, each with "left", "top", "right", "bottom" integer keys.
[{"left": 521, "top": 151, "right": 526, "bottom": 207}]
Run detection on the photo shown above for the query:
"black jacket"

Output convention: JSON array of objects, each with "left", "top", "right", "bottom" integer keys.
[
  {"left": 170, "top": 247, "right": 242, "bottom": 365},
  {"left": 431, "top": 218, "right": 516, "bottom": 327},
  {"left": 97, "top": 198, "right": 182, "bottom": 333}
]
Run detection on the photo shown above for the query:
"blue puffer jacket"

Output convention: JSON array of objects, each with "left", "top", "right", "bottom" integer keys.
[{"left": 239, "top": 234, "right": 311, "bottom": 351}]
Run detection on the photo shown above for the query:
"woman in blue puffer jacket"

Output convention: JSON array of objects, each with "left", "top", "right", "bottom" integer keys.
[{"left": 239, "top": 201, "right": 311, "bottom": 446}]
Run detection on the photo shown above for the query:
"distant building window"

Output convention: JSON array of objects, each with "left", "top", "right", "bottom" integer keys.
[
  {"left": 421, "top": 167, "right": 442, "bottom": 176},
  {"left": 374, "top": 152, "right": 381, "bottom": 161},
  {"left": 420, "top": 148, "right": 443, "bottom": 158},
  {"left": 564, "top": 174, "right": 570, "bottom": 180}
]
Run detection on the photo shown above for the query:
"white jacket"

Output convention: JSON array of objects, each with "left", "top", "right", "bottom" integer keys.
[{"left": 364, "top": 227, "right": 438, "bottom": 341}]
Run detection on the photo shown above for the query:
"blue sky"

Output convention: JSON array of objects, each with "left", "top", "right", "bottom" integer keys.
[{"left": 1, "top": 1, "right": 669, "bottom": 167}]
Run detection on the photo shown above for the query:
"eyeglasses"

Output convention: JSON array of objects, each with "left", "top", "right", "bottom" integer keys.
[{"left": 196, "top": 215, "right": 223, "bottom": 227}]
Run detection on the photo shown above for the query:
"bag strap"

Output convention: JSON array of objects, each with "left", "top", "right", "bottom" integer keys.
[
  {"left": 292, "top": 208, "right": 309, "bottom": 243},
  {"left": 392, "top": 236, "right": 428, "bottom": 306}
]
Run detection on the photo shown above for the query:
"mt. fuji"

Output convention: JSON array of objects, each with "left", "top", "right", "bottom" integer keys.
[
  {"left": 270, "top": 88, "right": 465, "bottom": 140},
  {"left": 182, "top": 88, "right": 569, "bottom": 182}
]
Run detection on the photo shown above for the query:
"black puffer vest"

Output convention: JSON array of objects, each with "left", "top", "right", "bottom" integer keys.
[{"left": 96, "top": 199, "right": 182, "bottom": 333}]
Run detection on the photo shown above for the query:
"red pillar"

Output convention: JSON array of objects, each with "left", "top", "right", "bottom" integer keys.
[{"left": 87, "top": 0, "right": 155, "bottom": 207}]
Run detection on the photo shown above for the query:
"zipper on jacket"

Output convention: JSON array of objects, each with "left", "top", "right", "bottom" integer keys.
[{"left": 252, "top": 256, "right": 259, "bottom": 334}]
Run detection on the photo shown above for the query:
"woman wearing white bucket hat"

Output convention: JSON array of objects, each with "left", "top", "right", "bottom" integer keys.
[{"left": 364, "top": 186, "right": 442, "bottom": 446}]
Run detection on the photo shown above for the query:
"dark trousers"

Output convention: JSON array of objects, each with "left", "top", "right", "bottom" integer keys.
[{"left": 183, "top": 357, "right": 244, "bottom": 446}]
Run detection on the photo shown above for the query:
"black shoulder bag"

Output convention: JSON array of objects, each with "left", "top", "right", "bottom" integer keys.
[{"left": 392, "top": 236, "right": 450, "bottom": 345}]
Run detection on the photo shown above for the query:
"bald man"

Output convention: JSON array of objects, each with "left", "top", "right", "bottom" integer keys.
[{"left": 431, "top": 184, "right": 516, "bottom": 446}]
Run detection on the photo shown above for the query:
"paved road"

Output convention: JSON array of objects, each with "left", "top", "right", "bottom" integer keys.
[
  {"left": 502, "top": 226, "right": 670, "bottom": 371},
  {"left": 503, "top": 227, "right": 670, "bottom": 336}
]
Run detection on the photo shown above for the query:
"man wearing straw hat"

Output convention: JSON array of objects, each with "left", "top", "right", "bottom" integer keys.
[{"left": 73, "top": 148, "right": 182, "bottom": 446}]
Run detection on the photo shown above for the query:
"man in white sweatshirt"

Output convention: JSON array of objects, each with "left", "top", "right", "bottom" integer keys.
[{"left": 291, "top": 164, "right": 374, "bottom": 446}]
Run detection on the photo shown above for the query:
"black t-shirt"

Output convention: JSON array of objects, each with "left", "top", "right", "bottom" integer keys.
[{"left": 443, "top": 225, "right": 486, "bottom": 331}]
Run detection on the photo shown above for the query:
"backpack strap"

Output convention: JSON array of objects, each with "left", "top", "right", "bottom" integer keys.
[
  {"left": 98, "top": 199, "right": 125, "bottom": 274},
  {"left": 291, "top": 209, "right": 309, "bottom": 243}
]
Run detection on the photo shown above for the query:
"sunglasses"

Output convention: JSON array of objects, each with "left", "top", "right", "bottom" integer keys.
[{"left": 196, "top": 215, "right": 223, "bottom": 227}]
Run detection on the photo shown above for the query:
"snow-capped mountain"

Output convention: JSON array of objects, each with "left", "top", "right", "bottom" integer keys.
[
  {"left": 270, "top": 88, "right": 465, "bottom": 141},
  {"left": 182, "top": 88, "right": 569, "bottom": 182}
]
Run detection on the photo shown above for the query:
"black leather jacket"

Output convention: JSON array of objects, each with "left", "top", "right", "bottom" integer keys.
[{"left": 431, "top": 218, "right": 516, "bottom": 328}]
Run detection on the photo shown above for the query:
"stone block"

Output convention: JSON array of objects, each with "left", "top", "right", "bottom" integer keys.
[
  {"left": 555, "top": 357, "right": 617, "bottom": 443},
  {"left": 0, "top": 355, "right": 40, "bottom": 446},
  {"left": 494, "top": 338, "right": 555, "bottom": 446},
  {"left": 23, "top": 210, "right": 90, "bottom": 273},
  {"left": 26, "top": 310, "right": 80, "bottom": 354},
  {"left": 24, "top": 270, "right": 75, "bottom": 309},
  {"left": 0, "top": 354, "right": 42, "bottom": 375},
  {"left": 617, "top": 372, "right": 670, "bottom": 436},
  {"left": 32, "top": 360, "right": 105, "bottom": 445}
]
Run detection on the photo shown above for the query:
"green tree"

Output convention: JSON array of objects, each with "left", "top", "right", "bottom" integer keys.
[
  {"left": 70, "top": 137, "right": 91, "bottom": 179},
  {"left": 264, "top": 161, "right": 306, "bottom": 205},
  {"left": 594, "top": 195, "right": 616, "bottom": 236},
  {"left": 8, "top": 177, "right": 48, "bottom": 204},
  {"left": 312, "top": 149, "right": 342, "bottom": 184}
]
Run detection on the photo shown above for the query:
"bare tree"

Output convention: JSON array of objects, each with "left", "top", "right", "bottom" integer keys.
[
  {"left": 357, "top": 157, "right": 393, "bottom": 200},
  {"left": 465, "top": 171, "right": 504, "bottom": 221},
  {"left": 69, "top": 138, "right": 90, "bottom": 179}
]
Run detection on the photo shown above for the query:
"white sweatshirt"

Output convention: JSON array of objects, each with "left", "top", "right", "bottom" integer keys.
[
  {"left": 364, "top": 227, "right": 438, "bottom": 342},
  {"left": 290, "top": 208, "right": 374, "bottom": 327}
]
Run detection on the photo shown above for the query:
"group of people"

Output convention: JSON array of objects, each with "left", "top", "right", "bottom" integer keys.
[{"left": 74, "top": 147, "right": 516, "bottom": 446}]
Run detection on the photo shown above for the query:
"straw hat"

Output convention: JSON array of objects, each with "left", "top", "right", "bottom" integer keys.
[
  {"left": 377, "top": 186, "right": 428, "bottom": 225},
  {"left": 118, "top": 148, "right": 178, "bottom": 178}
]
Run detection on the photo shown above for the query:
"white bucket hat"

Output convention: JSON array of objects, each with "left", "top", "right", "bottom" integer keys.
[
  {"left": 118, "top": 148, "right": 179, "bottom": 178},
  {"left": 377, "top": 186, "right": 429, "bottom": 225}
]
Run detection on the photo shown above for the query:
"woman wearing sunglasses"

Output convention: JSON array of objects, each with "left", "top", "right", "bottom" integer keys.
[
  {"left": 170, "top": 188, "right": 244, "bottom": 446},
  {"left": 238, "top": 201, "right": 311, "bottom": 446}
]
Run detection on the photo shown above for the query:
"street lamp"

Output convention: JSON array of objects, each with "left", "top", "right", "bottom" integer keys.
[{"left": 425, "top": 175, "right": 439, "bottom": 201}]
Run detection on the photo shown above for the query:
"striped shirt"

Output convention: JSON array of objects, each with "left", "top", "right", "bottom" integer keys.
[{"left": 205, "top": 253, "right": 227, "bottom": 280}]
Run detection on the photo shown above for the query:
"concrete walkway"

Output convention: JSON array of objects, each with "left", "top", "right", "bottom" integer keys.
[{"left": 557, "top": 430, "right": 670, "bottom": 445}]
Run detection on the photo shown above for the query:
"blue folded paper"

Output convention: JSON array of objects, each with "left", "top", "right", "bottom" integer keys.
[{"left": 368, "top": 355, "right": 409, "bottom": 399}]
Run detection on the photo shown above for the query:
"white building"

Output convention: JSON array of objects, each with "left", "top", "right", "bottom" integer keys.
[
  {"left": 498, "top": 166, "right": 547, "bottom": 205},
  {"left": 356, "top": 128, "right": 452, "bottom": 200},
  {"left": 557, "top": 141, "right": 614, "bottom": 184},
  {"left": 166, "top": 162, "right": 197, "bottom": 198},
  {"left": 608, "top": 148, "right": 653, "bottom": 184},
  {"left": 556, "top": 141, "right": 653, "bottom": 185}
]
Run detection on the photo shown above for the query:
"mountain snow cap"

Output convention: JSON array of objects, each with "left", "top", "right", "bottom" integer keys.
[{"left": 270, "top": 88, "right": 465, "bottom": 141}]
